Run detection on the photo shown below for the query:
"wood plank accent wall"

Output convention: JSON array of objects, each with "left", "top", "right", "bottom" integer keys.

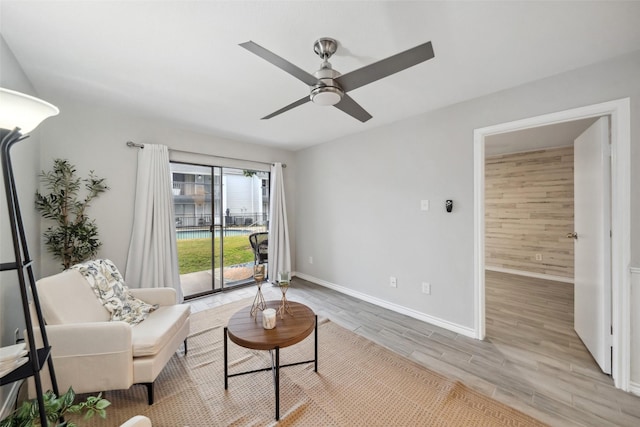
[{"left": 485, "top": 146, "right": 574, "bottom": 279}]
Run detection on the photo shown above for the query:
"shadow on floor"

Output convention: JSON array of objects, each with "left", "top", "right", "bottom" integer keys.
[{"left": 180, "top": 263, "right": 257, "bottom": 298}]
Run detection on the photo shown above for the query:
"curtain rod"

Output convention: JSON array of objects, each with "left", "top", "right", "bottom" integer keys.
[{"left": 126, "top": 141, "right": 286, "bottom": 168}]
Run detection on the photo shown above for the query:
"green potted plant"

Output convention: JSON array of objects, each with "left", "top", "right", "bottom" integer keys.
[
  {"left": 34, "top": 159, "right": 108, "bottom": 270},
  {"left": 0, "top": 387, "right": 110, "bottom": 427}
]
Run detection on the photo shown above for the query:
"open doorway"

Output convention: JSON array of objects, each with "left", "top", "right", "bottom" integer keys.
[
  {"left": 482, "top": 117, "right": 613, "bottom": 378},
  {"left": 473, "top": 98, "right": 632, "bottom": 391}
]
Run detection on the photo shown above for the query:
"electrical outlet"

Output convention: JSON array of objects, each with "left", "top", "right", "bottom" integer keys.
[
  {"left": 422, "top": 282, "right": 431, "bottom": 295},
  {"left": 535, "top": 253, "right": 542, "bottom": 261},
  {"left": 308, "top": 256, "right": 313, "bottom": 264},
  {"left": 390, "top": 276, "right": 397, "bottom": 288}
]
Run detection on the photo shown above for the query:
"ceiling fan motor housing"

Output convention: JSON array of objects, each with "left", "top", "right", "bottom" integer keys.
[{"left": 310, "top": 64, "right": 343, "bottom": 106}]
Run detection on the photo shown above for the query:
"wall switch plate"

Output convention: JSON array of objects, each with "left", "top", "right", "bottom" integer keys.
[
  {"left": 422, "top": 282, "right": 431, "bottom": 294},
  {"left": 308, "top": 256, "right": 314, "bottom": 264},
  {"left": 420, "top": 200, "right": 430, "bottom": 211},
  {"left": 390, "top": 276, "right": 397, "bottom": 288}
]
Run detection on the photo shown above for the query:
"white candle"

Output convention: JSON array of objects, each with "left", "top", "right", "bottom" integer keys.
[{"left": 262, "top": 308, "right": 276, "bottom": 329}]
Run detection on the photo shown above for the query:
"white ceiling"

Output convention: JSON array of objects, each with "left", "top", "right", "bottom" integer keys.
[{"left": 2, "top": 1, "right": 639, "bottom": 151}]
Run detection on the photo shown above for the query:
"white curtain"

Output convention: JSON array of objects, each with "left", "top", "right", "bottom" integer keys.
[
  {"left": 268, "top": 163, "right": 291, "bottom": 282},
  {"left": 125, "top": 144, "right": 182, "bottom": 302}
]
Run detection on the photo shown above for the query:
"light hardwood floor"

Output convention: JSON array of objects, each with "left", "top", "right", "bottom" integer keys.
[{"left": 187, "top": 271, "right": 640, "bottom": 426}]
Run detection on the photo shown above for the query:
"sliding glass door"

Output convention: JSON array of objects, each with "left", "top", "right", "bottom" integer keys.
[{"left": 171, "top": 162, "right": 269, "bottom": 298}]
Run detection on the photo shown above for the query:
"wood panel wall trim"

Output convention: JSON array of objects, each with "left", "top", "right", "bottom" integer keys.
[
  {"left": 485, "top": 146, "right": 574, "bottom": 279},
  {"left": 485, "top": 266, "right": 574, "bottom": 284}
]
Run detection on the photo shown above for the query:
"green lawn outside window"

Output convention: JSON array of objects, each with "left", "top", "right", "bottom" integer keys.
[{"left": 177, "top": 236, "right": 255, "bottom": 274}]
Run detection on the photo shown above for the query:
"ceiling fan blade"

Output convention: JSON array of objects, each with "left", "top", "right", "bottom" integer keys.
[
  {"left": 335, "top": 41, "right": 434, "bottom": 92},
  {"left": 240, "top": 41, "right": 318, "bottom": 87},
  {"left": 333, "top": 94, "right": 372, "bottom": 123},
  {"left": 262, "top": 95, "right": 311, "bottom": 120}
]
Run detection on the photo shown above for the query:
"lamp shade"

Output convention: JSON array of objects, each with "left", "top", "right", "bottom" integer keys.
[{"left": 0, "top": 88, "right": 59, "bottom": 134}]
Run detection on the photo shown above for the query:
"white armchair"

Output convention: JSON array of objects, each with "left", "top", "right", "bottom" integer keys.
[
  {"left": 28, "top": 261, "right": 190, "bottom": 405},
  {"left": 120, "top": 415, "right": 152, "bottom": 427}
]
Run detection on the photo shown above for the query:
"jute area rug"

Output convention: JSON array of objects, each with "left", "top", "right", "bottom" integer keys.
[{"left": 74, "top": 298, "right": 547, "bottom": 426}]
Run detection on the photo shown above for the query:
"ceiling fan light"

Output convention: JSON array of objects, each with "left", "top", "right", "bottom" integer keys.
[{"left": 310, "top": 86, "right": 343, "bottom": 106}]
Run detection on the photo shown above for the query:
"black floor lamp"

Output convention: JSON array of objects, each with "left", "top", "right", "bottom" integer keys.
[{"left": 0, "top": 88, "right": 60, "bottom": 425}]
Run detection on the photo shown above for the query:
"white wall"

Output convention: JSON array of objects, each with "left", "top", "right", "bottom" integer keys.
[
  {"left": 37, "top": 99, "right": 296, "bottom": 278},
  {"left": 294, "top": 50, "right": 640, "bottom": 381},
  {"left": 295, "top": 98, "right": 476, "bottom": 327},
  {"left": 0, "top": 34, "right": 44, "bottom": 415}
]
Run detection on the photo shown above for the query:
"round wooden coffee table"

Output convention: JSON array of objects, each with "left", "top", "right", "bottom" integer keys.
[{"left": 224, "top": 300, "right": 317, "bottom": 421}]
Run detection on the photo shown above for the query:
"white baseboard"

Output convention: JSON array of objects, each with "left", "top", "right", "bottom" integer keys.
[
  {"left": 485, "top": 266, "right": 574, "bottom": 284},
  {"left": 0, "top": 381, "right": 22, "bottom": 420},
  {"left": 630, "top": 381, "right": 640, "bottom": 397},
  {"left": 294, "top": 272, "right": 476, "bottom": 339}
]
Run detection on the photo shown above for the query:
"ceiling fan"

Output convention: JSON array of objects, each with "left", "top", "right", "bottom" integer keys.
[{"left": 240, "top": 38, "right": 435, "bottom": 123}]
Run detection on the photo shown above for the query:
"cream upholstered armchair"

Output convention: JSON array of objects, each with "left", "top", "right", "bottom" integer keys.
[
  {"left": 120, "top": 416, "right": 152, "bottom": 427},
  {"left": 28, "top": 259, "right": 190, "bottom": 405}
]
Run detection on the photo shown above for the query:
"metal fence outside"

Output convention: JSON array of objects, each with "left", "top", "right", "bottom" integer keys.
[
  {"left": 175, "top": 214, "right": 268, "bottom": 240},
  {"left": 175, "top": 213, "right": 268, "bottom": 229}
]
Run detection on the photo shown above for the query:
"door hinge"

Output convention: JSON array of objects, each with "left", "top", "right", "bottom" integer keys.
[{"left": 609, "top": 326, "right": 614, "bottom": 349}]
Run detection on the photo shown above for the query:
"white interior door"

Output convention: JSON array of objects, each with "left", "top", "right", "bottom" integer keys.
[{"left": 573, "top": 116, "right": 611, "bottom": 374}]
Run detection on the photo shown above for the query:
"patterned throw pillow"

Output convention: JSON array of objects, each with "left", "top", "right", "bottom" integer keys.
[{"left": 72, "top": 259, "right": 158, "bottom": 325}]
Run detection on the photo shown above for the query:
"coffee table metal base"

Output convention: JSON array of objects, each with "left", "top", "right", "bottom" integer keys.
[{"left": 223, "top": 315, "right": 318, "bottom": 421}]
